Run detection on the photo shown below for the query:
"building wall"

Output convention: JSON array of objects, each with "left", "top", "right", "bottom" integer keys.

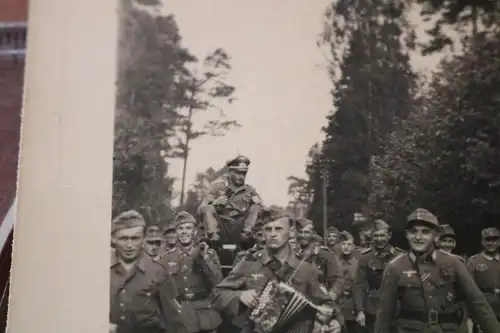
[
  {"left": 0, "top": 0, "right": 29, "bottom": 21},
  {"left": 0, "top": 0, "right": 27, "bottom": 222},
  {"left": 0, "top": 58, "right": 23, "bottom": 222}
]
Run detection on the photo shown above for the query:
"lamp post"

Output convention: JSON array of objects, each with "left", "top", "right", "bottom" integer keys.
[
  {"left": 321, "top": 168, "right": 328, "bottom": 246},
  {"left": 311, "top": 144, "right": 334, "bottom": 246}
]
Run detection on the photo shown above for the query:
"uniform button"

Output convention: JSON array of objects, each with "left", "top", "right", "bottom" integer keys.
[
  {"left": 120, "top": 303, "right": 125, "bottom": 308},
  {"left": 184, "top": 277, "right": 188, "bottom": 280},
  {"left": 120, "top": 316, "right": 126, "bottom": 321},
  {"left": 121, "top": 290, "right": 126, "bottom": 294},
  {"left": 429, "top": 296, "right": 432, "bottom": 299},
  {"left": 184, "top": 288, "right": 189, "bottom": 291}
]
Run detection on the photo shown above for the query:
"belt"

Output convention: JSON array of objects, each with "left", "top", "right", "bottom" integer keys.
[
  {"left": 399, "top": 309, "right": 461, "bottom": 324},
  {"left": 176, "top": 292, "right": 208, "bottom": 302}
]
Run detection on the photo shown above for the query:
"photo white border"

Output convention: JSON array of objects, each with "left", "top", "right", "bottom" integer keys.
[{"left": 7, "top": 0, "right": 118, "bottom": 331}]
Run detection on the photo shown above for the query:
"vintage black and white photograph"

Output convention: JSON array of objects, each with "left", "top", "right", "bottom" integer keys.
[{"left": 110, "top": 0, "right": 500, "bottom": 333}]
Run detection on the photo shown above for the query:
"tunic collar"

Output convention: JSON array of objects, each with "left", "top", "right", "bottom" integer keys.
[{"left": 482, "top": 252, "right": 500, "bottom": 261}]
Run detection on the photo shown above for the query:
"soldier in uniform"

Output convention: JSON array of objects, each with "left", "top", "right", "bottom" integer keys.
[
  {"left": 164, "top": 221, "right": 178, "bottom": 251},
  {"left": 353, "top": 219, "right": 404, "bottom": 332},
  {"left": 337, "top": 231, "right": 359, "bottom": 333},
  {"left": 295, "top": 217, "right": 345, "bottom": 302},
  {"left": 212, "top": 206, "right": 342, "bottom": 333},
  {"left": 326, "top": 226, "right": 340, "bottom": 253},
  {"left": 233, "top": 221, "right": 266, "bottom": 266},
  {"left": 437, "top": 224, "right": 458, "bottom": 254},
  {"left": 109, "top": 210, "right": 165, "bottom": 333},
  {"left": 466, "top": 227, "right": 500, "bottom": 331},
  {"left": 198, "top": 155, "right": 262, "bottom": 245},
  {"left": 143, "top": 225, "right": 164, "bottom": 260},
  {"left": 155, "top": 211, "right": 223, "bottom": 333},
  {"left": 375, "top": 208, "right": 500, "bottom": 333}
]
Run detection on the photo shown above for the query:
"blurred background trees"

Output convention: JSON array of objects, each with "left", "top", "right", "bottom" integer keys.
[
  {"left": 297, "top": 0, "right": 500, "bottom": 253},
  {"left": 113, "top": 0, "right": 238, "bottom": 227}
]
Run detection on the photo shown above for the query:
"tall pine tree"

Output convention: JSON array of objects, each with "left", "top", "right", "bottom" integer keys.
[{"left": 307, "top": 0, "right": 416, "bottom": 234}]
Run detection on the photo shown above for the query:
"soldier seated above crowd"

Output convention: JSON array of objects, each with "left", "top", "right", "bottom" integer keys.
[{"left": 197, "top": 155, "right": 262, "bottom": 246}]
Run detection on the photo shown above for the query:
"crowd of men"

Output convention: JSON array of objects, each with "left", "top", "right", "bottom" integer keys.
[{"left": 110, "top": 155, "right": 500, "bottom": 333}]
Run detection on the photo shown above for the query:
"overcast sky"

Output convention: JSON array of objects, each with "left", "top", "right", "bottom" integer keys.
[{"left": 160, "top": 1, "right": 443, "bottom": 207}]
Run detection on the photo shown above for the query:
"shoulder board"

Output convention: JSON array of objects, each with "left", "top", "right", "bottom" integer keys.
[
  {"left": 207, "top": 249, "right": 216, "bottom": 255},
  {"left": 437, "top": 250, "right": 462, "bottom": 261},
  {"left": 394, "top": 247, "right": 405, "bottom": 253},
  {"left": 360, "top": 248, "right": 371, "bottom": 255},
  {"left": 318, "top": 245, "right": 330, "bottom": 251},
  {"left": 245, "top": 184, "right": 257, "bottom": 192},
  {"left": 468, "top": 253, "right": 479, "bottom": 260},
  {"left": 245, "top": 250, "right": 263, "bottom": 261},
  {"left": 388, "top": 253, "right": 406, "bottom": 265}
]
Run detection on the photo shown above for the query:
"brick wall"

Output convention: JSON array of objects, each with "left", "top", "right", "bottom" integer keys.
[
  {"left": 0, "top": 57, "right": 23, "bottom": 222},
  {"left": 0, "top": 0, "right": 29, "bottom": 21}
]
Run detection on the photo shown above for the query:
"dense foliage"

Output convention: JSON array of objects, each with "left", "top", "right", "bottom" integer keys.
[
  {"left": 299, "top": 0, "right": 500, "bottom": 253},
  {"left": 112, "top": 0, "right": 238, "bottom": 226}
]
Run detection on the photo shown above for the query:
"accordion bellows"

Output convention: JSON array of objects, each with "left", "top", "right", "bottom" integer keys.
[{"left": 250, "top": 280, "right": 319, "bottom": 333}]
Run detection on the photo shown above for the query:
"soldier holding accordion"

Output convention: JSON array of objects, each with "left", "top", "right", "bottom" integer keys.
[{"left": 212, "top": 206, "right": 342, "bottom": 333}]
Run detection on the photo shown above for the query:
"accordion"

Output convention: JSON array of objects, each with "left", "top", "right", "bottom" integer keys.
[{"left": 249, "top": 279, "right": 321, "bottom": 333}]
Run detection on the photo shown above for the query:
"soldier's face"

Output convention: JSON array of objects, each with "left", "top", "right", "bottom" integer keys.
[
  {"left": 482, "top": 237, "right": 499, "bottom": 253},
  {"left": 263, "top": 217, "right": 290, "bottom": 250},
  {"left": 372, "top": 229, "right": 390, "bottom": 249},
  {"left": 406, "top": 225, "right": 436, "bottom": 253},
  {"left": 327, "top": 232, "right": 337, "bottom": 245},
  {"left": 165, "top": 230, "right": 177, "bottom": 246},
  {"left": 113, "top": 227, "right": 144, "bottom": 263},
  {"left": 229, "top": 170, "right": 247, "bottom": 186},
  {"left": 143, "top": 240, "right": 163, "bottom": 257},
  {"left": 177, "top": 223, "right": 196, "bottom": 246},
  {"left": 296, "top": 225, "right": 314, "bottom": 246},
  {"left": 340, "top": 240, "right": 354, "bottom": 255},
  {"left": 437, "top": 236, "right": 456, "bottom": 253},
  {"left": 255, "top": 231, "right": 265, "bottom": 245}
]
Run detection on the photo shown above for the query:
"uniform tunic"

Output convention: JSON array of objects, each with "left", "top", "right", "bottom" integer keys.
[
  {"left": 156, "top": 245, "right": 223, "bottom": 333},
  {"left": 110, "top": 254, "right": 164, "bottom": 333},
  {"left": 467, "top": 252, "right": 500, "bottom": 318},
  {"left": 199, "top": 178, "right": 261, "bottom": 244},
  {"left": 353, "top": 245, "right": 404, "bottom": 323},
  {"left": 375, "top": 250, "right": 500, "bottom": 333},
  {"left": 212, "top": 246, "right": 339, "bottom": 333},
  {"left": 296, "top": 242, "right": 345, "bottom": 300}
]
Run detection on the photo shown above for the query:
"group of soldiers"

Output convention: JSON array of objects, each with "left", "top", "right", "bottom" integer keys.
[{"left": 110, "top": 155, "right": 500, "bottom": 333}]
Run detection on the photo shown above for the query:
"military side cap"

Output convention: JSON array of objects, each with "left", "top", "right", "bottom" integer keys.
[
  {"left": 259, "top": 206, "right": 289, "bottom": 225},
  {"left": 338, "top": 231, "right": 354, "bottom": 242},
  {"left": 173, "top": 211, "right": 197, "bottom": 228},
  {"left": 440, "top": 224, "right": 456, "bottom": 238},
  {"left": 112, "top": 210, "right": 146, "bottom": 234},
  {"left": 145, "top": 225, "right": 164, "bottom": 241},
  {"left": 295, "top": 217, "right": 314, "bottom": 229},
  {"left": 481, "top": 227, "right": 500, "bottom": 239},
  {"left": 226, "top": 155, "right": 250, "bottom": 171},
  {"left": 163, "top": 221, "right": 176, "bottom": 233},
  {"left": 327, "top": 226, "right": 339, "bottom": 234},
  {"left": 373, "top": 219, "right": 390, "bottom": 231},
  {"left": 407, "top": 208, "right": 439, "bottom": 228}
]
